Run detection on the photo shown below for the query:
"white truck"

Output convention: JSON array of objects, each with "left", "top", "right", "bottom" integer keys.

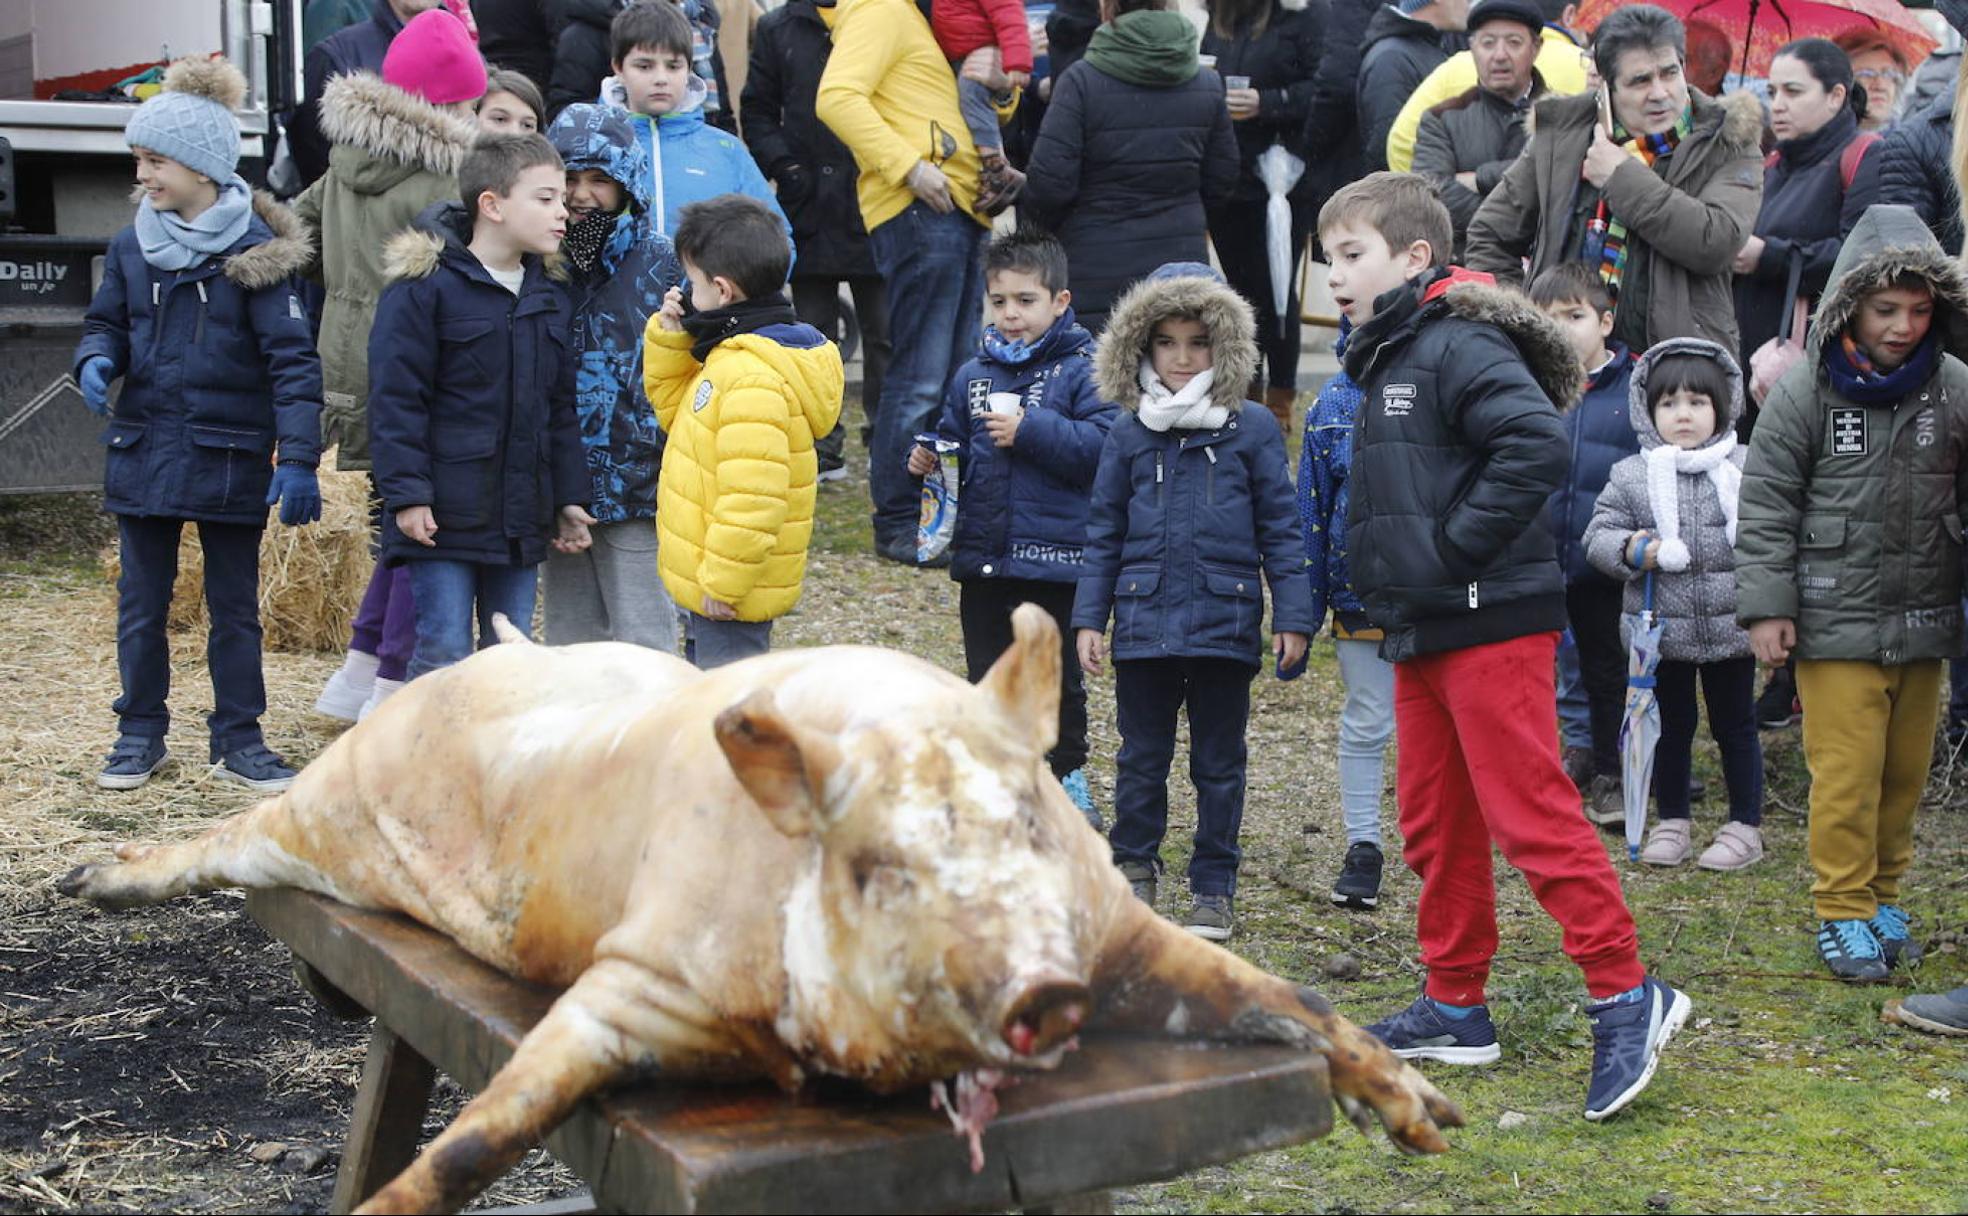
[{"left": 0, "top": 0, "right": 303, "bottom": 493}]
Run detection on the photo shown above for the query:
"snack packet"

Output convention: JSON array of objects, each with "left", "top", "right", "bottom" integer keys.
[{"left": 915, "top": 433, "right": 961, "bottom": 565}]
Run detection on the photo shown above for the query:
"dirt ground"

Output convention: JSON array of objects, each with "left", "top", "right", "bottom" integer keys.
[{"left": 4, "top": 477, "right": 1967, "bottom": 1215}]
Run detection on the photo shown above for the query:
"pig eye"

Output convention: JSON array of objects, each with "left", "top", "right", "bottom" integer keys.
[{"left": 851, "top": 851, "right": 911, "bottom": 899}]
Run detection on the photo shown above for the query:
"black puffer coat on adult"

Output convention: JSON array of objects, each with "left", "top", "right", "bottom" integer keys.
[
  {"left": 1355, "top": 4, "right": 1449, "bottom": 174},
  {"left": 1342, "top": 266, "right": 1585, "bottom": 662},
  {"left": 1874, "top": 87, "right": 1963, "bottom": 255},
  {"left": 1021, "top": 11, "right": 1240, "bottom": 330},
  {"left": 1200, "top": 1, "right": 1326, "bottom": 206},
  {"left": 1300, "top": 0, "right": 1377, "bottom": 195},
  {"left": 740, "top": 0, "right": 875, "bottom": 281},
  {"left": 1734, "top": 108, "right": 1882, "bottom": 373}
]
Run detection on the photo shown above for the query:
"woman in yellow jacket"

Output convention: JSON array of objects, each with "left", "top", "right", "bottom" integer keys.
[{"left": 644, "top": 196, "right": 844, "bottom": 668}]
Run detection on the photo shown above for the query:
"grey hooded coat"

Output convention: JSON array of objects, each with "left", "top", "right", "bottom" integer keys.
[
  {"left": 1583, "top": 338, "right": 1752, "bottom": 664},
  {"left": 1735, "top": 204, "right": 1968, "bottom": 664}
]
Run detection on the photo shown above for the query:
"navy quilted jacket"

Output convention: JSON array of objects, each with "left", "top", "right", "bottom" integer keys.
[
  {"left": 934, "top": 311, "right": 1118, "bottom": 583},
  {"left": 1544, "top": 342, "right": 1638, "bottom": 586}
]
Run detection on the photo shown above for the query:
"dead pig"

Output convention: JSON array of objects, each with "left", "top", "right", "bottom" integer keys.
[{"left": 59, "top": 605, "right": 1462, "bottom": 1214}]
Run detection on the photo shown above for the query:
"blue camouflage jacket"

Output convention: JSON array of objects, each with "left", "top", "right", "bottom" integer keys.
[
  {"left": 549, "top": 104, "right": 684, "bottom": 524},
  {"left": 1296, "top": 327, "right": 1369, "bottom": 629}
]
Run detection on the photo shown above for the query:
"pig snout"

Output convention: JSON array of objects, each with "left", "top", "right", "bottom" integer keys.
[{"left": 999, "top": 977, "right": 1091, "bottom": 1057}]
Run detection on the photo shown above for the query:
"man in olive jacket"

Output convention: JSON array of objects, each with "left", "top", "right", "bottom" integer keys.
[
  {"left": 1464, "top": 4, "right": 1762, "bottom": 353},
  {"left": 1736, "top": 204, "right": 1968, "bottom": 983}
]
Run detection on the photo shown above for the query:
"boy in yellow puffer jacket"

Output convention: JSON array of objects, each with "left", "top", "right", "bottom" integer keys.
[{"left": 644, "top": 194, "right": 844, "bottom": 667}]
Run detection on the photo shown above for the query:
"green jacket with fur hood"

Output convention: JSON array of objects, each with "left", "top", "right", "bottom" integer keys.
[
  {"left": 293, "top": 72, "right": 477, "bottom": 470},
  {"left": 1735, "top": 204, "right": 1968, "bottom": 663}
]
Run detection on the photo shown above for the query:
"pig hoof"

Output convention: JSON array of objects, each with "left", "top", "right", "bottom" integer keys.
[
  {"left": 55, "top": 862, "right": 146, "bottom": 909},
  {"left": 56, "top": 863, "right": 102, "bottom": 900}
]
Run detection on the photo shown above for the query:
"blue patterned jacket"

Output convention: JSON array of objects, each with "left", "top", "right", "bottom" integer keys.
[
  {"left": 548, "top": 104, "right": 684, "bottom": 524},
  {"left": 1296, "top": 326, "right": 1368, "bottom": 630}
]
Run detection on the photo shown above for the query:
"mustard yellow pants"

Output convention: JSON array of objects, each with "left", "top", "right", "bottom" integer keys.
[{"left": 1795, "top": 659, "right": 1944, "bottom": 921}]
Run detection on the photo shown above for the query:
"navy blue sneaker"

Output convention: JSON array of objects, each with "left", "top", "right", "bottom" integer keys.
[
  {"left": 213, "top": 742, "right": 298, "bottom": 793},
  {"left": 1583, "top": 977, "right": 1691, "bottom": 1121},
  {"left": 1871, "top": 904, "right": 1923, "bottom": 968},
  {"left": 1365, "top": 996, "right": 1501, "bottom": 1065},
  {"left": 98, "top": 735, "right": 168, "bottom": 791},
  {"left": 1818, "top": 918, "right": 1890, "bottom": 983}
]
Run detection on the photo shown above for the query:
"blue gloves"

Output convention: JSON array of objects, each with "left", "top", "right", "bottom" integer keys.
[
  {"left": 78, "top": 357, "right": 115, "bottom": 416},
  {"left": 265, "top": 461, "right": 322, "bottom": 526}
]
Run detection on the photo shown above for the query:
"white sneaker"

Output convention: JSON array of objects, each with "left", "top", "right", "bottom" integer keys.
[
  {"left": 356, "top": 676, "right": 405, "bottom": 722},
  {"left": 314, "top": 650, "right": 381, "bottom": 721}
]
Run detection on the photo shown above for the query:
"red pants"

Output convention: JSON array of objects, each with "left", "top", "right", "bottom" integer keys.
[{"left": 1395, "top": 632, "right": 1644, "bottom": 1003}]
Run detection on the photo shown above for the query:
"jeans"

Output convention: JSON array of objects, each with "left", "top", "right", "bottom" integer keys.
[
  {"left": 1110, "top": 656, "right": 1254, "bottom": 897},
  {"left": 791, "top": 275, "right": 890, "bottom": 473},
  {"left": 866, "top": 203, "right": 986, "bottom": 547},
  {"left": 683, "top": 613, "right": 773, "bottom": 669},
  {"left": 958, "top": 578, "right": 1088, "bottom": 776},
  {"left": 406, "top": 560, "right": 539, "bottom": 679},
  {"left": 955, "top": 73, "right": 1003, "bottom": 152},
  {"left": 1556, "top": 628, "right": 1592, "bottom": 750},
  {"left": 113, "top": 514, "right": 268, "bottom": 757},
  {"left": 1334, "top": 637, "right": 1394, "bottom": 846},
  {"left": 1654, "top": 657, "right": 1763, "bottom": 825}
]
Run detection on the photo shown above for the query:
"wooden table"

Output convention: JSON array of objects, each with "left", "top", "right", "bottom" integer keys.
[{"left": 246, "top": 888, "right": 1334, "bottom": 1215}]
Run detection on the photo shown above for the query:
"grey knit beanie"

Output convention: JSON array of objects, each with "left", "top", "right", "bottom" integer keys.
[{"left": 124, "top": 58, "right": 247, "bottom": 182}]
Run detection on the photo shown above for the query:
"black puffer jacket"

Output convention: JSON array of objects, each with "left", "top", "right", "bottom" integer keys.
[
  {"left": 1200, "top": 2, "right": 1326, "bottom": 205},
  {"left": 1734, "top": 109, "right": 1881, "bottom": 369},
  {"left": 1411, "top": 78, "right": 1539, "bottom": 258},
  {"left": 1021, "top": 41, "right": 1240, "bottom": 325},
  {"left": 1355, "top": 5, "right": 1449, "bottom": 174},
  {"left": 476, "top": 0, "right": 554, "bottom": 92},
  {"left": 740, "top": 0, "right": 874, "bottom": 280},
  {"left": 1874, "top": 88, "right": 1962, "bottom": 255},
  {"left": 1301, "top": 0, "right": 1376, "bottom": 196},
  {"left": 1342, "top": 267, "right": 1585, "bottom": 661}
]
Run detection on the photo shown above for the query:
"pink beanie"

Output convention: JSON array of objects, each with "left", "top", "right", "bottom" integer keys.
[{"left": 383, "top": 9, "right": 486, "bottom": 105}]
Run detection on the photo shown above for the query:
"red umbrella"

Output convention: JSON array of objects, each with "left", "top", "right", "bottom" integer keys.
[{"left": 1577, "top": 0, "right": 1936, "bottom": 80}]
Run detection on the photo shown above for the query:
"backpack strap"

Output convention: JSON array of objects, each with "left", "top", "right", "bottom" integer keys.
[{"left": 1840, "top": 131, "right": 1881, "bottom": 191}]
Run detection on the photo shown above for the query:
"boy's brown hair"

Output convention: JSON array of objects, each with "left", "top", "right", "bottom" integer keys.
[
  {"left": 460, "top": 132, "right": 564, "bottom": 220},
  {"left": 1317, "top": 172, "right": 1453, "bottom": 270},
  {"left": 611, "top": 1, "right": 693, "bottom": 68},
  {"left": 675, "top": 194, "right": 790, "bottom": 299},
  {"left": 1529, "top": 262, "right": 1614, "bottom": 316}
]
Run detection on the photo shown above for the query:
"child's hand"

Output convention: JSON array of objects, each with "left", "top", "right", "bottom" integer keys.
[
  {"left": 656, "top": 285, "right": 686, "bottom": 333},
  {"left": 78, "top": 356, "right": 115, "bottom": 416},
  {"left": 1076, "top": 628, "right": 1105, "bottom": 676},
  {"left": 1006, "top": 70, "right": 1030, "bottom": 91},
  {"left": 396, "top": 505, "right": 438, "bottom": 546},
  {"left": 554, "top": 504, "right": 596, "bottom": 554},
  {"left": 1625, "top": 530, "right": 1659, "bottom": 570},
  {"left": 906, "top": 444, "right": 938, "bottom": 476},
  {"left": 1749, "top": 618, "right": 1796, "bottom": 666},
  {"left": 1275, "top": 630, "right": 1308, "bottom": 673},
  {"left": 982, "top": 408, "right": 1022, "bottom": 448},
  {"left": 702, "top": 596, "right": 738, "bottom": 621}
]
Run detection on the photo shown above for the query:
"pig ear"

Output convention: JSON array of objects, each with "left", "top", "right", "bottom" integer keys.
[
  {"left": 980, "top": 603, "right": 1061, "bottom": 755},
  {"left": 714, "top": 690, "right": 844, "bottom": 838}
]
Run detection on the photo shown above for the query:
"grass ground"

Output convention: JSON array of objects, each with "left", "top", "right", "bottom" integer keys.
[{"left": 3, "top": 411, "right": 1967, "bottom": 1212}]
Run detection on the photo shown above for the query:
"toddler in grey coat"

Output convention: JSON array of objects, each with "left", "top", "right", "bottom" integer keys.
[{"left": 1584, "top": 339, "right": 1766, "bottom": 870}]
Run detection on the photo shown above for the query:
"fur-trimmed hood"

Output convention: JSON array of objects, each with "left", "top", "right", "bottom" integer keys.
[
  {"left": 382, "top": 201, "right": 568, "bottom": 283},
  {"left": 1436, "top": 276, "right": 1585, "bottom": 409},
  {"left": 1526, "top": 86, "right": 1763, "bottom": 154},
  {"left": 1810, "top": 203, "right": 1968, "bottom": 360},
  {"left": 223, "top": 190, "right": 313, "bottom": 289},
  {"left": 318, "top": 71, "right": 477, "bottom": 190},
  {"left": 1095, "top": 273, "right": 1258, "bottom": 413},
  {"left": 1628, "top": 336, "right": 1744, "bottom": 448}
]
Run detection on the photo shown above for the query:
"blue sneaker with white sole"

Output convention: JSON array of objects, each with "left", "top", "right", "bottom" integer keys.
[
  {"left": 1364, "top": 995, "right": 1501, "bottom": 1065},
  {"left": 1583, "top": 976, "right": 1691, "bottom": 1121}
]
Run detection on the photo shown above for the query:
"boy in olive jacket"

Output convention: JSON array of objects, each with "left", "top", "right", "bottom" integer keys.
[{"left": 1737, "top": 204, "right": 1968, "bottom": 983}]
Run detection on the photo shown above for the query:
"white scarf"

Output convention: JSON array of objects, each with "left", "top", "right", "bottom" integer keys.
[
  {"left": 1135, "top": 361, "right": 1226, "bottom": 432},
  {"left": 1645, "top": 433, "right": 1741, "bottom": 573}
]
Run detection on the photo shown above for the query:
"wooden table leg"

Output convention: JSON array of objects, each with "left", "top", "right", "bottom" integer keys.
[{"left": 330, "top": 1023, "right": 437, "bottom": 1215}]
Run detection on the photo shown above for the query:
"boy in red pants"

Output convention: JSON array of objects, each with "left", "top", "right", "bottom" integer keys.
[{"left": 1322, "top": 172, "right": 1691, "bottom": 1121}]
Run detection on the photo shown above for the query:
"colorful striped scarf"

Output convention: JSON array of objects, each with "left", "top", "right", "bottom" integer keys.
[{"left": 1583, "top": 107, "right": 1694, "bottom": 304}]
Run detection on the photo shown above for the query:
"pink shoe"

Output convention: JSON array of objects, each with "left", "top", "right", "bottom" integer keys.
[
  {"left": 1697, "top": 822, "right": 1764, "bottom": 871},
  {"left": 1640, "top": 819, "right": 1692, "bottom": 866}
]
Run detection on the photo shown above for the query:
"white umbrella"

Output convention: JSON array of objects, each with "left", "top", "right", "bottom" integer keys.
[{"left": 1255, "top": 145, "right": 1306, "bottom": 337}]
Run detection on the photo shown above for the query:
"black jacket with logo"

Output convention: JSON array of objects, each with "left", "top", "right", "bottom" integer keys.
[{"left": 1341, "top": 266, "right": 1584, "bottom": 661}]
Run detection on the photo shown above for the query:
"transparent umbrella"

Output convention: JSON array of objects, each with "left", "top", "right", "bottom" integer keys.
[
  {"left": 1255, "top": 145, "right": 1306, "bottom": 339},
  {"left": 1619, "top": 568, "right": 1666, "bottom": 861}
]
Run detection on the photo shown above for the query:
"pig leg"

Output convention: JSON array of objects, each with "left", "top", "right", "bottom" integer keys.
[
  {"left": 1091, "top": 902, "right": 1463, "bottom": 1154},
  {"left": 55, "top": 795, "right": 358, "bottom": 910},
  {"left": 355, "top": 957, "right": 742, "bottom": 1215}
]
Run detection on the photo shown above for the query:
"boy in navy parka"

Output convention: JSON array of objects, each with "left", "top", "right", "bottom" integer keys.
[
  {"left": 76, "top": 57, "right": 323, "bottom": 794},
  {"left": 367, "top": 134, "right": 594, "bottom": 678},
  {"left": 908, "top": 229, "right": 1117, "bottom": 825},
  {"left": 1072, "top": 263, "right": 1314, "bottom": 943},
  {"left": 545, "top": 103, "right": 684, "bottom": 651}
]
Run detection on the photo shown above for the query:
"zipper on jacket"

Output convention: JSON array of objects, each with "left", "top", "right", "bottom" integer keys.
[
  {"left": 1204, "top": 444, "right": 1217, "bottom": 504},
  {"left": 1468, "top": 581, "right": 1479, "bottom": 609},
  {"left": 1154, "top": 450, "right": 1164, "bottom": 506},
  {"left": 194, "top": 281, "right": 208, "bottom": 345}
]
